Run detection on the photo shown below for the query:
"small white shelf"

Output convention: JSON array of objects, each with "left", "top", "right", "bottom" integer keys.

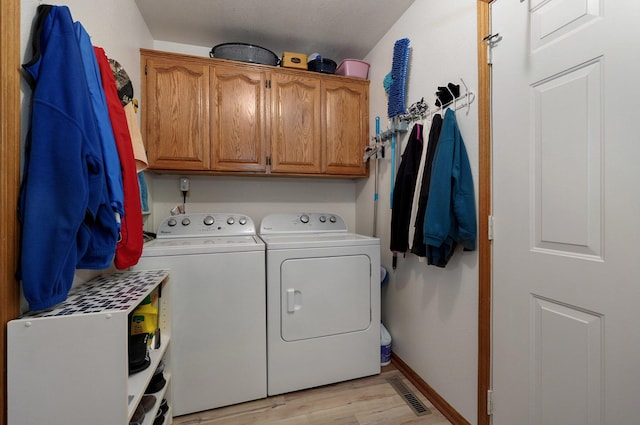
[
  {"left": 140, "top": 373, "right": 172, "bottom": 425},
  {"left": 7, "top": 269, "right": 172, "bottom": 425},
  {"left": 128, "top": 338, "right": 171, "bottom": 419}
]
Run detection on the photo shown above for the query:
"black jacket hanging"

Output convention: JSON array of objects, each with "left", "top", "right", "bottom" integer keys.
[
  {"left": 390, "top": 123, "right": 424, "bottom": 255},
  {"left": 411, "top": 114, "right": 443, "bottom": 257}
]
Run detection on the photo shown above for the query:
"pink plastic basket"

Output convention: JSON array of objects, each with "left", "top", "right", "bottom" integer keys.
[{"left": 336, "top": 59, "right": 370, "bottom": 79}]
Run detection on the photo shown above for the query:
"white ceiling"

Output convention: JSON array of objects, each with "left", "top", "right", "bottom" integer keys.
[{"left": 135, "top": 0, "right": 416, "bottom": 63}]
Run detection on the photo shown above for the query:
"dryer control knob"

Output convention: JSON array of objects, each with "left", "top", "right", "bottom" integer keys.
[
  {"left": 239, "top": 217, "right": 247, "bottom": 225},
  {"left": 182, "top": 217, "right": 191, "bottom": 226},
  {"left": 167, "top": 218, "right": 177, "bottom": 227},
  {"left": 227, "top": 217, "right": 235, "bottom": 225},
  {"left": 319, "top": 215, "right": 327, "bottom": 223},
  {"left": 329, "top": 215, "right": 337, "bottom": 223},
  {"left": 203, "top": 215, "right": 215, "bottom": 226},
  {"left": 300, "top": 214, "right": 310, "bottom": 223}
]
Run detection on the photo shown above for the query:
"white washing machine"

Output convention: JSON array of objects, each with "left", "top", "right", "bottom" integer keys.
[
  {"left": 134, "top": 213, "right": 266, "bottom": 416},
  {"left": 259, "top": 212, "right": 380, "bottom": 396}
]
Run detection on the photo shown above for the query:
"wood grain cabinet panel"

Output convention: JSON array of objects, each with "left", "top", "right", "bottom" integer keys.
[
  {"left": 322, "top": 80, "right": 369, "bottom": 176},
  {"left": 143, "top": 55, "right": 210, "bottom": 170},
  {"left": 270, "top": 73, "right": 322, "bottom": 174},
  {"left": 141, "top": 49, "right": 369, "bottom": 178},
  {"left": 211, "top": 64, "right": 267, "bottom": 172}
]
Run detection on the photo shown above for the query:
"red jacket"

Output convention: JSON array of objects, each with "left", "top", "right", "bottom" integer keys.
[{"left": 94, "top": 46, "right": 143, "bottom": 269}]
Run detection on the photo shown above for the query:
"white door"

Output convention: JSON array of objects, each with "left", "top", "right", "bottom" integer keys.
[{"left": 492, "top": 1, "right": 640, "bottom": 424}]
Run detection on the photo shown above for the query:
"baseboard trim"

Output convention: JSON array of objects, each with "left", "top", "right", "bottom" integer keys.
[{"left": 391, "top": 353, "right": 471, "bottom": 425}]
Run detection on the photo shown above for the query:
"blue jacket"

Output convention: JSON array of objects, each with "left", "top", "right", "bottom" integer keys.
[
  {"left": 75, "top": 21, "right": 124, "bottom": 221},
  {"left": 19, "top": 5, "right": 118, "bottom": 310},
  {"left": 423, "top": 109, "right": 476, "bottom": 267}
]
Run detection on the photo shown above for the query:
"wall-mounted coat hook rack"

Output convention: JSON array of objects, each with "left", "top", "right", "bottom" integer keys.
[
  {"left": 374, "top": 117, "right": 409, "bottom": 143},
  {"left": 395, "top": 77, "right": 476, "bottom": 124}
]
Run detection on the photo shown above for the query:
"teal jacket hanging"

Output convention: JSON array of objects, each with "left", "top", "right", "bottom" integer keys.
[{"left": 423, "top": 108, "right": 477, "bottom": 267}]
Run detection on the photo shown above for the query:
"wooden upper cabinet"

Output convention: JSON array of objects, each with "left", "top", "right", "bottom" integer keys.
[
  {"left": 143, "top": 54, "right": 210, "bottom": 170},
  {"left": 141, "top": 49, "right": 369, "bottom": 177},
  {"left": 322, "top": 80, "right": 369, "bottom": 176},
  {"left": 210, "top": 64, "right": 267, "bottom": 172},
  {"left": 270, "top": 73, "right": 322, "bottom": 174}
]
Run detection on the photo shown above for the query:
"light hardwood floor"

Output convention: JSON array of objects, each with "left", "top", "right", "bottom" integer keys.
[{"left": 172, "top": 365, "right": 453, "bottom": 425}]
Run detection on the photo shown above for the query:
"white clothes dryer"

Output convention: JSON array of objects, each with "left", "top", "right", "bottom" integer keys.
[
  {"left": 259, "top": 212, "right": 380, "bottom": 396},
  {"left": 134, "top": 213, "right": 266, "bottom": 416}
]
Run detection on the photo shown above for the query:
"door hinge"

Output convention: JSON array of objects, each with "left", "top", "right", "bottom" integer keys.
[
  {"left": 144, "top": 64, "right": 148, "bottom": 75},
  {"left": 482, "top": 33, "right": 501, "bottom": 43},
  {"left": 487, "top": 389, "right": 494, "bottom": 415},
  {"left": 482, "top": 33, "right": 502, "bottom": 65},
  {"left": 266, "top": 156, "right": 271, "bottom": 166},
  {"left": 266, "top": 79, "right": 271, "bottom": 89},
  {"left": 488, "top": 215, "right": 494, "bottom": 241}
]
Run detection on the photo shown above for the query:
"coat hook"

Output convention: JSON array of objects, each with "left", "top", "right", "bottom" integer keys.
[
  {"left": 460, "top": 78, "right": 471, "bottom": 115},
  {"left": 445, "top": 85, "right": 456, "bottom": 111}
]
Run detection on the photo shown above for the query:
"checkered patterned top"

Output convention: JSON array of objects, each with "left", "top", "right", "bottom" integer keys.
[{"left": 21, "top": 270, "right": 169, "bottom": 318}]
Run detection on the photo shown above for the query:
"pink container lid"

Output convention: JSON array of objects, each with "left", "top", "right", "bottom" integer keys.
[{"left": 336, "top": 59, "right": 370, "bottom": 79}]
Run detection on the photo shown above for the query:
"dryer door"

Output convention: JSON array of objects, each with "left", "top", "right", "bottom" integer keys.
[{"left": 280, "top": 254, "right": 371, "bottom": 341}]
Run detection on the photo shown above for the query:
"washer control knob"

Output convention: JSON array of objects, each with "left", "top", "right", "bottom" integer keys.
[
  {"left": 329, "top": 215, "right": 337, "bottom": 223},
  {"left": 227, "top": 217, "right": 235, "bottom": 225},
  {"left": 239, "top": 217, "right": 248, "bottom": 225},
  {"left": 203, "top": 215, "right": 215, "bottom": 226},
  {"left": 319, "top": 215, "right": 327, "bottom": 223},
  {"left": 300, "top": 214, "right": 310, "bottom": 224},
  {"left": 181, "top": 217, "right": 191, "bottom": 226},
  {"left": 167, "top": 218, "right": 177, "bottom": 227}
]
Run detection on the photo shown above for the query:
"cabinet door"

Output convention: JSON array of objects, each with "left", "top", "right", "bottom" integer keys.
[
  {"left": 144, "top": 56, "right": 210, "bottom": 170},
  {"left": 270, "top": 73, "right": 322, "bottom": 174},
  {"left": 322, "top": 80, "right": 369, "bottom": 176},
  {"left": 211, "top": 65, "right": 267, "bottom": 172}
]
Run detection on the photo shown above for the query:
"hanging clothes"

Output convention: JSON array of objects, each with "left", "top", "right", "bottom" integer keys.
[
  {"left": 124, "top": 102, "right": 149, "bottom": 172},
  {"left": 74, "top": 20, "right": 124, "bottom": 224},
  {"left": 390, "top": 123, "right": 424, "bottom": 259},
  {"left": 406, "top": 121, "right": 429, "bottom": 249},
  {"left": 94, "top": 46, "right": 144, "bottom": 269},
  {"left": 423, "top": 108, "right": 476, "bottom": 267},
  {"left": 109, "top": 57, "right": 149, "bottom": 172},
  {"left": 18, "top": 5, "right": 118, "bottom": 311},
  {"left": 411, "top": 113, "right": 443, "bottom": 257}
]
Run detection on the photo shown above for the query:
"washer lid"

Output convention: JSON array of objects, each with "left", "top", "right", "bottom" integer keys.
[{"left": 141, "top": 235, "right": 264, "bottom": 256}]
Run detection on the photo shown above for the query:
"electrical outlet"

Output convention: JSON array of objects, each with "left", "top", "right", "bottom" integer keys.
[{"left": 179, "top": 177, "right": 190, "bottom": 192}]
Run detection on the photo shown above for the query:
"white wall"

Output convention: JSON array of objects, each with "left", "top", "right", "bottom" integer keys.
[
  {"left": 20, "top": 0, "right": 153, "bottom": 99},
  {"left": 153, "top": 40, "right": 211, "bottom": 57},
  {"left": 358, "top": 1, "right": 479, "bottom": 423},
  {"left": 149, "top": 174, "right": 358, "bottom": 231}
]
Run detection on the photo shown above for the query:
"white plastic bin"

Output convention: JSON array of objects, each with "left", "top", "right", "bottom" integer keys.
[{"left": 380, "top": 323, "right": 392, "bottom": 366}]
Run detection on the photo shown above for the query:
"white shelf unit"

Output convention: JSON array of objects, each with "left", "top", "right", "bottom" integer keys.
[{"left": 7, "top": 269, "right": 172, "bottom": 425}]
